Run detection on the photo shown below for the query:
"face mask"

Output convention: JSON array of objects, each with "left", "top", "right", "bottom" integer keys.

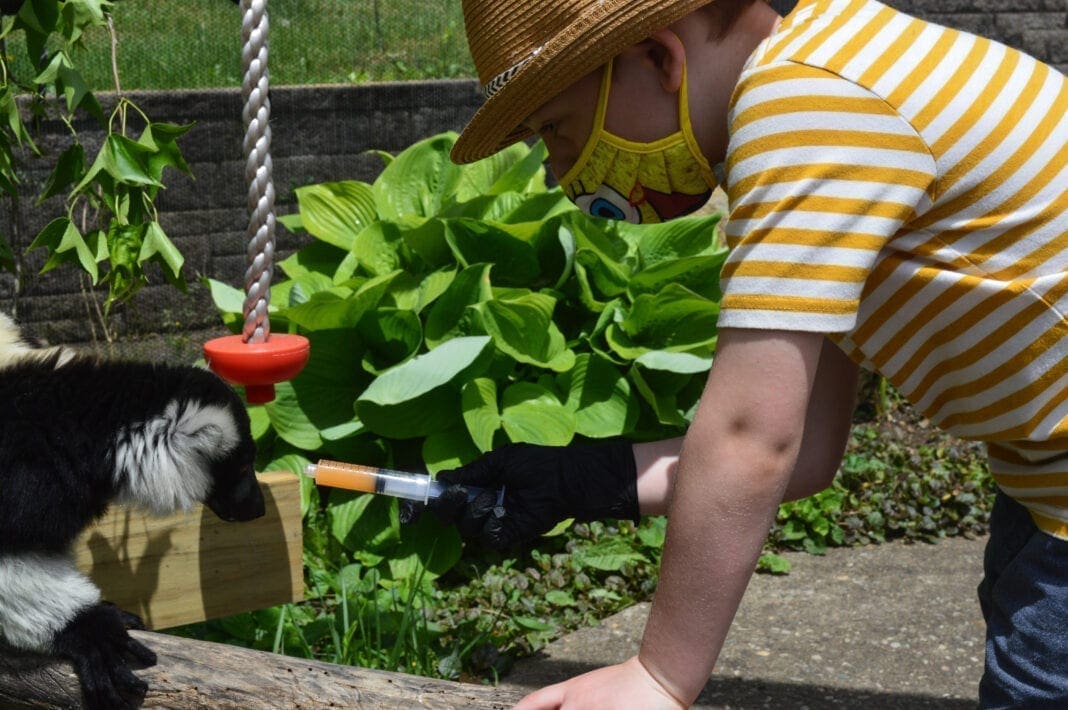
[{"left": 559, "top": 56, "right": 717, "bottom": 224}]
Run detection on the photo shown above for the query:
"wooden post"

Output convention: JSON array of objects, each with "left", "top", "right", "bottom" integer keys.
[
  {"left": 72, "top": 471, "right": 304, "bottom": 630},
  {"left": 0, "top": 630, "right": 526, "bottom": 708}
]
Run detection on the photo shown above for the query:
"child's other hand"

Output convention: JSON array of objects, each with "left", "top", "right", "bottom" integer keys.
[{"left": 515, "top": 656, "right": 687, "bottom": 710}]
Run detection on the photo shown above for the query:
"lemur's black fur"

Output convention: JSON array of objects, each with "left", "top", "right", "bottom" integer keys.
[{"left": 0, "top": 316, "right": 263, "bottom": 709}]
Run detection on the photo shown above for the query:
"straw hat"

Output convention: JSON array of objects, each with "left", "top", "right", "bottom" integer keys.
[{"left": 451, "top": 0, "right": 720, "bottom": 164}]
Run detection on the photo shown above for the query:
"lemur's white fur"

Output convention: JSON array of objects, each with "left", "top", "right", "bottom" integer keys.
[
  {"left": 0, "top": 553, "right": 101, "bottom": 651},
  {"left": 0, "top": 311, "right": 74, "bottom": 369},
  {"left": 1, "top": 310, "right": 239, "bottom": 516},
  {"left": 114, "top": 400, "right": 240, "bottom": 515}
]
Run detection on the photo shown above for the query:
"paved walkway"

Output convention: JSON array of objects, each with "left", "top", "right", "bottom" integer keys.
[{"left": 499, "top": 536, "right": 987, "bottom": 708}]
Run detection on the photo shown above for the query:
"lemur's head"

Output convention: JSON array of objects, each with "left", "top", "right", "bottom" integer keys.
[
  {"left": 201, "top": 405, "right": 264, "bottom": 523},
  {"left": 114, "top": 368, "right": 265, "bottom": 522}
]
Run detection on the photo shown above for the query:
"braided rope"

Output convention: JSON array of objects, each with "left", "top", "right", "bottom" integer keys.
[{"left": 240, "top": 0, "right": 275, "bottom": 344}]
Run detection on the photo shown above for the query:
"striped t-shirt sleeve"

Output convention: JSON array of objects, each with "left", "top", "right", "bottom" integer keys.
[{"left": 717, "top": 61, "right": 938, "bottom": 333}]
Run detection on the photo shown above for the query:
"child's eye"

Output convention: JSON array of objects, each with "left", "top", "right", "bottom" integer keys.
[{"left": 538, "top": 122, "right": 557, "bottom": 137}]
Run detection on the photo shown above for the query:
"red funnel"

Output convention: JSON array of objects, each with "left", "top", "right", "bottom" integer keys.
[{"left": 203, "top": 333, "right": 310, "bottom": 404}]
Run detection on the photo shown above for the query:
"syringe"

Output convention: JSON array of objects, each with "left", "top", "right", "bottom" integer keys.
[{"left": 304, "top": 459, "right": 503, "bottom": 505}]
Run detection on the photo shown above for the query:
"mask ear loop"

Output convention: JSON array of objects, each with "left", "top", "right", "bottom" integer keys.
[
  {"left": 675, "top": 48, "right": 717, "bottom": 188},
  {"left": 559, "top": 61, "right": 615, "bottom": 191}
]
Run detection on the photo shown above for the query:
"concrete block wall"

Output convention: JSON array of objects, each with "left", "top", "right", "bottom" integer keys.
[
  {"left": 897, "top": 0, "right": 1067, "bottom": 75},
  {"left": 0, "top": 0, "right": 1063, "bottom": 349}
]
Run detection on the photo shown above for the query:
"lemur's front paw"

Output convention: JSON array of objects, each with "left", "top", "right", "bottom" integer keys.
[{"left": 51, "top": 602, "right": 158, "bottom": 710}]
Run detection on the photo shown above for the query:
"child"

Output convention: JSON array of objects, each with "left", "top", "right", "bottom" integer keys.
[{"left": 437, "top": 0, "right": 1067, "bottom": 706}]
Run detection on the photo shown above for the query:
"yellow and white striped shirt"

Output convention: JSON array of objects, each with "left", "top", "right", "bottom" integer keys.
[{"left": 718, "top": 0, "right": 1068, "bottom": 536}]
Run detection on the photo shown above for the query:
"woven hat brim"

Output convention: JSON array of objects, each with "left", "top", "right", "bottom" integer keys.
[{"left": 451, "top": 0, "right": 716, "bottom": 164}]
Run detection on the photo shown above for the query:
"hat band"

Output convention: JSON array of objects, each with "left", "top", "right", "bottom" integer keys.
[{"left": 481, "top": 46, "right": 544, "bottom": 99}]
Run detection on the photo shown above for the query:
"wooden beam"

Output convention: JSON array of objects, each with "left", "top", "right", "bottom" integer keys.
[
  {"left": 72, "top": 471, "right": 304, "bottom": 630},
  {"left": 0, "top": 630, "right": 526, "bottom": 709}
]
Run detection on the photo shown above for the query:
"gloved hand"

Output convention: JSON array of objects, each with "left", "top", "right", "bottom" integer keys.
[{"left": 400, "top": 440, "right": 638, "bottom": 550}]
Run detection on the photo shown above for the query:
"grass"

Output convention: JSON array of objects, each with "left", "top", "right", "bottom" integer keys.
[{"left": 10, "top": 0, "right": 475, "bottom": 90}]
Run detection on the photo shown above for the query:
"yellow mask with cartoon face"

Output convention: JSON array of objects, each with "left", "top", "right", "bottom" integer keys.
[{"left": 559, "top": 56, "right": 717, "bottom": 224}]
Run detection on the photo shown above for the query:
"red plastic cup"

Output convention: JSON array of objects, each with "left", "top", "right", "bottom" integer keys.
[{"left": 203, "top": 333, "right": 311, "bottom": 404}]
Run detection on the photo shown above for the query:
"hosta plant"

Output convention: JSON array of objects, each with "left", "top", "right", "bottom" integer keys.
[{"left": 208, "top": 131, "right": 726, "bottom": 587}]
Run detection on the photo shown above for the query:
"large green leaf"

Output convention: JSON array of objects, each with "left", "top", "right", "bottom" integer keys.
[
  {"left": 328, "top": 491, "right": 400, "bottom": 553},
  {"left": 205, "top": 277, "right": 247, "bottom": 319},
  {"left": 74, "top": 134, "right": 161, "bottom": 193},
  {"left": 628, "top": 251, "right": 728, "bottom": 301},
  {"left": 476, "top": 292, "right": 575, "bottom": 372},
  {"left": 461, "top": 378, "right": 500, "bottom": 453},
  {"left": 356, "top": 336, "right": 492, "bottom": 439},
  {"left": 38, "top": 143, "right": 84, "bottom": 204},
  {"left": 606, "top": 284, "right": 719, "bottom": 359},
  {"left": 295, "top": 181, "right": 377, "bottom": 251},
  {"left": 629, "top": 365, "right": 688, "bottom": 428},
  {"left": 386, "top": 266, "right": 455, "bottom": 313},
  {"left": 455, "top": 140, "right": 538, "bottom": 200},
  {"left": 559, "top": 353, "right": 638, "bottom": 438},
  {"left": 281, "top": 270, "right": 398, "bottom": 331},
  {"left": 500, "top": 382, "right": 575, "bottom": 446},
  {"left": 423, "top": 426, "right": 482, "bottom": 474},
  {"left": 359, "top": 335, "right": 491, "bottom": 406},
  {"left": 388, "top": 508, "right": 463, "bottom": 584},
  {"left": 424, "top": 263, "right": 492, "bottom": 348},
  {"left": 618, "top": 213, "right": 721, "bottom": 268},
  {"left": 484, "top": 140, "right": 547, "bottom": 196},
  {"left": 138, "top": 121, "right": 194, "bottom": 184},
  {"left": 278, "top": 241, "right": 348, "bottom": 281},
  {"left": 373, "top": 133, "right": 462, "bottom": 219},
  {"left": 357, "top": 307, "right": 422, "bottom": 375},
  {"left": 264, "top": 330, "right": 369, "bottom": 450},
  {"left": 401, "top": 217, "right": 453, "bottom": 267},
  {"left": 574, "top": 248, "right": 629, "bottom": 299},
  {"left": 442, "top": 219, "right": 540, "bottom": 287},
  {"left": 634, "top": 350, "right": 713, "bottom": 374},
  {"left": 497, "top": 190, "right": 575, "bottom": 224},
  {"left": 138, "top": 221, "right": 184, "bottom": 287},
  {"left": 629, "top": 352, "right": 711, "bottom": 428},
  {"left": 351, "top": 221, "right": 405, "bottom": 277},
  {"left": 28, "top": 217, "right": 100, "bottom": 283}
]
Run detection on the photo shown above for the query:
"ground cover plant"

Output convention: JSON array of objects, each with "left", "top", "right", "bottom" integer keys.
[{"left": 169, "top": 131, "right": 996, "bottom": 682}]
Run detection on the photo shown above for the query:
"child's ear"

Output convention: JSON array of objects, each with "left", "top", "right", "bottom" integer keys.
[{"left": 647, "top": 29, "right": 686, "bottom": 94}]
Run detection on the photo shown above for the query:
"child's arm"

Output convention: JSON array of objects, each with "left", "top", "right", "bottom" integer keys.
[
  {"left": 634, "top": 337, "right": 859, "bottom": 515},
  {"left": 517, "top": 328, "right": 826, "bottom": 708}
]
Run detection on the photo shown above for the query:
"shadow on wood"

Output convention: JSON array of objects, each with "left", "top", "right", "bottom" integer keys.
[
  {"left": 73, "top": 471, "right": 303, "bottom": 630},
  {"left": 0, "top": 629, "right": 525, "bottom": 709}
]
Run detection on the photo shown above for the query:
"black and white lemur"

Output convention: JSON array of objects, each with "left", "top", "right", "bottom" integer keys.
[{"left": 0, "top": 312, "right": 265, "bottom": 709}]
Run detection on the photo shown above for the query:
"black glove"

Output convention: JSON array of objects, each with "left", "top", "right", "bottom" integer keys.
[{"left": 400, "top": 440, "right": 638, "bottom": 550}]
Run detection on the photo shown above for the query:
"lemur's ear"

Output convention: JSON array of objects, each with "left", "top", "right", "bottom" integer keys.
[
  {"left": 169, "top": 400, "right": 240, "bottom": 462},
  {"left": 117, "top": 399, "right": 243, "bottom": 514}
]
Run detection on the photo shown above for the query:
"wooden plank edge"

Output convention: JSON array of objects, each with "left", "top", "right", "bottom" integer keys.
[{"left": 0, "top": 630, "right": 526, "bottom": 709}]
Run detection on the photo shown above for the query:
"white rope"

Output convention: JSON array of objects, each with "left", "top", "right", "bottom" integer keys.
[{"left": 240, "top": 0, "right": 275, "bottom": 344}]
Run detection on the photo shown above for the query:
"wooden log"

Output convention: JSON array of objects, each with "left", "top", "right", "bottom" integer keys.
[
  {"left": 0, "top": 630, "right": 526, "bottom": 708},
  {"left": 72, "top": 471, "right": 304, "bottom": 630}
]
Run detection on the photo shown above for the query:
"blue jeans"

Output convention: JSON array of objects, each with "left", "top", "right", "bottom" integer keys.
[{"left": 978, "top": 490, "right": 1068, "bottom": 708}]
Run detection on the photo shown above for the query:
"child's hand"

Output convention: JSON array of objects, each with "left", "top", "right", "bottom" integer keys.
[
  {"left": 515, "top": 656, "right": 687, "bottom": 710},
  {"left": 400, "top": 440, "right": 638, "bottom": 550}
]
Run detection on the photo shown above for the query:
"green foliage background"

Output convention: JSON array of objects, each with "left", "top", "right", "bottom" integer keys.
[{"left": 193, "top": 132, "right": 993, "bottom": 677}]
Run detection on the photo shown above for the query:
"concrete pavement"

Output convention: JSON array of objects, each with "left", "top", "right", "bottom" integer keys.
[{"left": 498, "top": 536, "right": 987, "bottom": 708}]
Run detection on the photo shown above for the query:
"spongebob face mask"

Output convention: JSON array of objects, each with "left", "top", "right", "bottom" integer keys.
[{"left": 559, "top": 56, "right": 717, "bottom": 224}]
